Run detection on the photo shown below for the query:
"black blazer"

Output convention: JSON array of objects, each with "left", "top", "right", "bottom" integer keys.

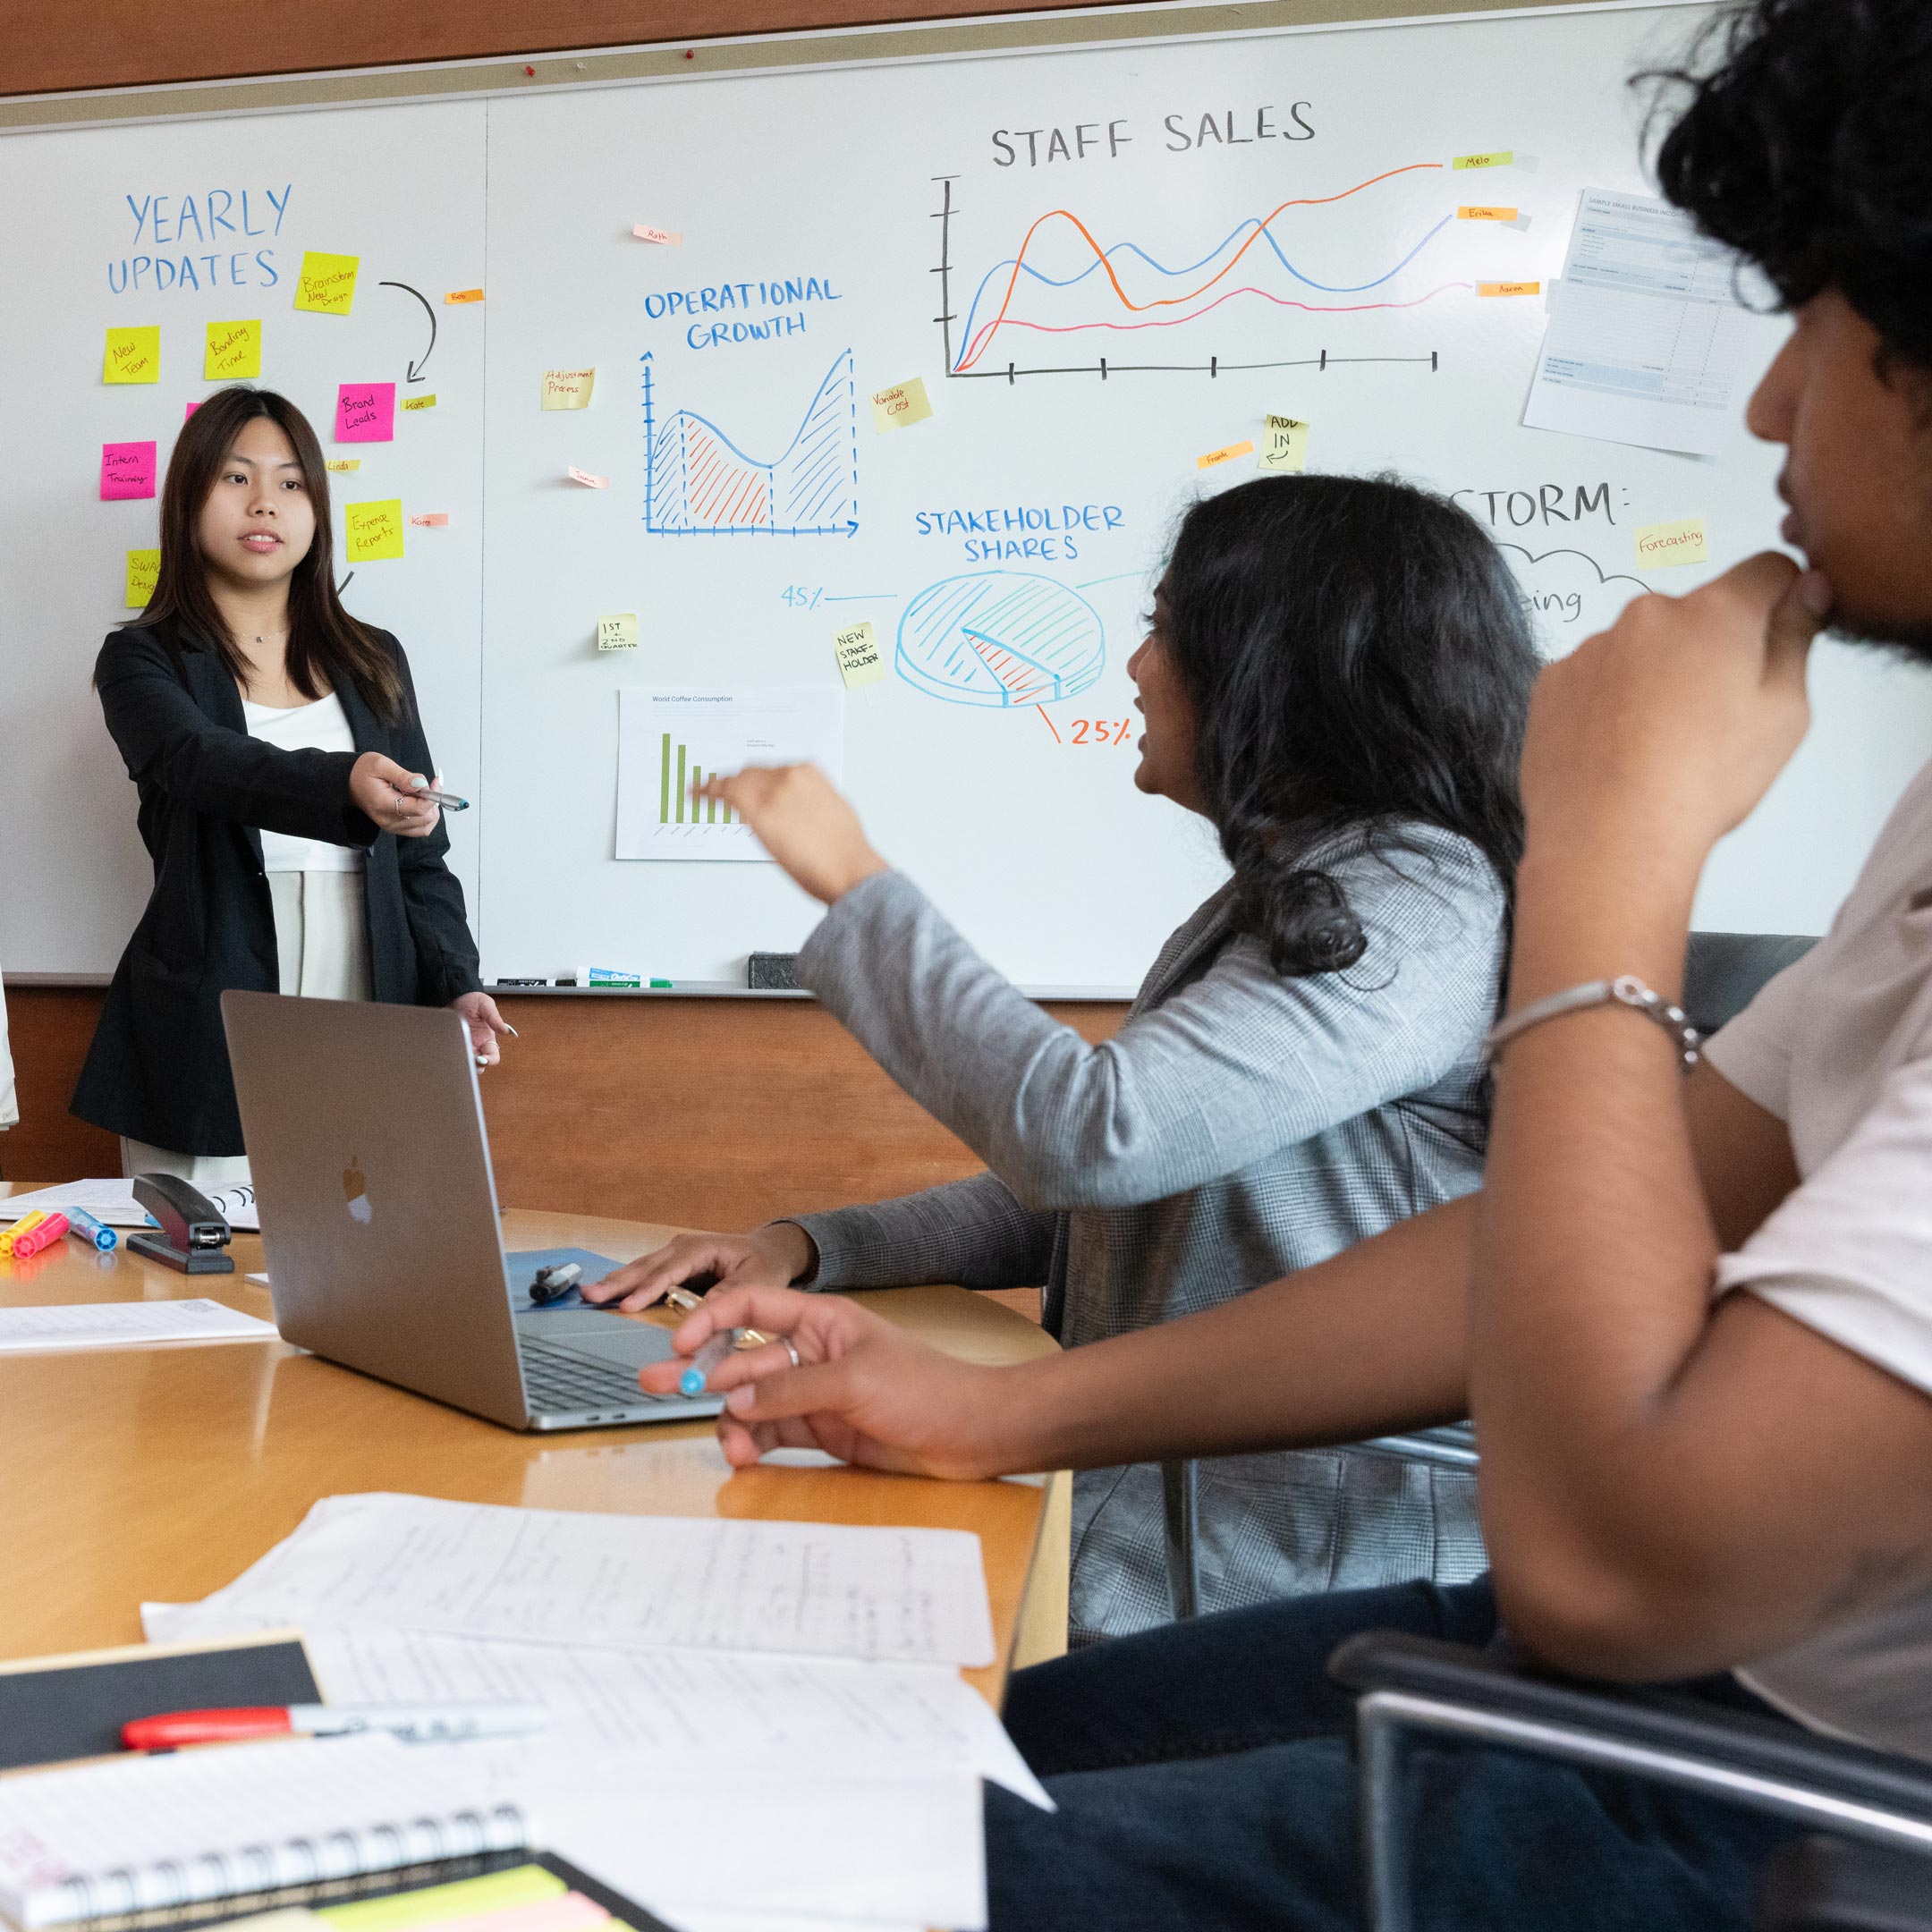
[{"left": 72, "top": 618, "right": 482, "bottom": 1156}]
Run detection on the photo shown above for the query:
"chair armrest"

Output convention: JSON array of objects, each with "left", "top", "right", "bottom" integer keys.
[{"left": 1759, "top": 1835, "right": 1932, "bottom": 1932}]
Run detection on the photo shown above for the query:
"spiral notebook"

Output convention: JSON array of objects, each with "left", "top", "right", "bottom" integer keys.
[{"left": 0, "top": 1734, "right": 530, "bottom": 1930}]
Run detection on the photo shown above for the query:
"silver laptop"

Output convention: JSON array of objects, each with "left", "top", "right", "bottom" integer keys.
[{"left": 221, "top": 989, "right": 724, "bottom": 1431}]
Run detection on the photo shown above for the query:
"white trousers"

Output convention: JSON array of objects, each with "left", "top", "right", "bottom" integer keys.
[{"left": 121, "top": 869, "right": 373, "bottom": 1183}]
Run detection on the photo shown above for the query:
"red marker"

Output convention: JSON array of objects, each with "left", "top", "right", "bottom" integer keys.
[{"left": 123, "top": 1701, "right": 549, "bottom": 1750}]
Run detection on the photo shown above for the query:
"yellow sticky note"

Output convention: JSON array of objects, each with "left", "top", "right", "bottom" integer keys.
[
  {"left": 833, "top": 620, "right": 885, "bottom": 688},
  {"left": 344, "top": 498, "right": 404, "bottom": 563},
  {"left": 1454, "top": 150, "right": 1513, "bottom": 170},
  {"left": 870, "top": 377, "right": 933, "bottom": 433},
  {"left": 1197, "top": 439, "right": 1255, "bottom": 471},
  {"left": 597, "top": 613, "right": 640, "bottom": 652},
  {"left": 1633, "top": 517, "right": 1708, "bottom": 569},
  {"left": 1457, "top": 207, "right": 1519, "bottom": 222},
  {"left": 400, "top": 394, "right": 436, "bottom": 412},
  {"left": 203, "top": 319, "right": 261, "bottom": 380},
  {"left": 445, "top": 288, "right": 485, "bottom": 305},
  {"left": 325, "top": 458, "right": 360, "bottom": 472},
  {"left": 1258, "top": 416, "right": 1309, "bottom": 474},
  {"left": 124, "top": 547, "right": 161, "bottom": 608},
  {"left": 1479, "top": 281, "right": 1541, "bottom": 297},
  {"left": 294, "top": 251, "right": 360, "bottom": 317},
  {"left": 542, "top": 369, "right": 596, "bottom": 410},
  {"left": 104, "top": 326, "right": 160, "bottom": 385}
]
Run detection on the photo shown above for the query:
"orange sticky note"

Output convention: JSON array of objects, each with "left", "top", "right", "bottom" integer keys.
[
  {"left": 1479, "top": 281, "right": 1541, "bottom": 297},
  {"left": 445, "top": 288, "right": 485, "bottom": 304},
  {"left": 410, "top": 513, "right": 450, "bottom": 527},
  {"left": 1197, "top": 440, "right": 1255, "bottom": 471},
  {"left": 1458, "top": 207, "right": 1519, "bottom": 222},
  {"left": 104, "top": 326, "right": 161, "bottom": 385},
  {"left": 567, "top": 467, "right": 609, "bottom": 488},
  {"left": 631, "top": 225, "right": 682, "bottom": 245}
]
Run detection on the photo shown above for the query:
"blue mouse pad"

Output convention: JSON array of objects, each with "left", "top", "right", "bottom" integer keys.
[{"left": 504, "top": 1247, "right": 626, "bottom": 1313}]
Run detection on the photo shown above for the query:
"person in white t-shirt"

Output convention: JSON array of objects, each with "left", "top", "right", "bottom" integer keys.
[
  {"left": 0, "top": 974, "right": 16, "bottom": 1143},
  {"left": 604, "top": 3, "right": 1932, "bottom": 1923}
]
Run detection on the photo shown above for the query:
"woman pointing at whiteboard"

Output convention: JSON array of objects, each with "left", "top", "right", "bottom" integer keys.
[
  {"left": 589, "top": 473, "right": 1538, "bottom": 1643},
  {"left": 72, "top": 386, "right": 509, "bottom": 1186}
]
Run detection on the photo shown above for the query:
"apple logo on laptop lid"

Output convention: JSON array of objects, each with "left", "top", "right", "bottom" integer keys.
[{"left": 343, "top": 1157, "right": 373, "bottom": 1226}]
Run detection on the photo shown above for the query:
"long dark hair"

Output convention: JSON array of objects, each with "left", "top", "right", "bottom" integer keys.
[
  {"left": 1162, "top": 473, "right": 1537, "bottom": 977},
  {"left": 128, "top": 386, "right": 405, "bottom": 724}
]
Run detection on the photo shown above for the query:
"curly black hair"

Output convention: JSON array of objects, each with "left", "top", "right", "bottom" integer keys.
[
  {"left": 1651, "top": 0, "right": 1932, "bottom": 371},
  {"left": 1160, "top": 475, "right": 1538, "bottom": 978}
]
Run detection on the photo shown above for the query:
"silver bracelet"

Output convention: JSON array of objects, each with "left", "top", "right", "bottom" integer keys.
[{"left": 1484, "top": 975, "right": 1702, "bottom": 1072}]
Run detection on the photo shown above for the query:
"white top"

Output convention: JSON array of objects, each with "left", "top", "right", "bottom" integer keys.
[
  {"left": 0, "top": 975, "right": 16, "bottom": 1129},
  {"left": 1704, "top": 756, "right": 1932, "bottom": 1759},
  {"left": 242, "top": 691, "right": 365, "bottom": 873}
]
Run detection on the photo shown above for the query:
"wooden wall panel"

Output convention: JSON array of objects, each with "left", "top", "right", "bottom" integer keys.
[
  {"left": 0, "top": 989, "right": 1124, "bottom": 1246},
  {"left": 2, "top": 0, "right": 1139, "bottom": 98}
]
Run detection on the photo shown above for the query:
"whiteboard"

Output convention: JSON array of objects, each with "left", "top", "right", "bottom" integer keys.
[{"left": 4, "top": 2, "right": 1925, "bottom": 990}]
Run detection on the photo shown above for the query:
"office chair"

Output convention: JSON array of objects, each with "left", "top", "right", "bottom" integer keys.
[
  {"left": 1326, "top": 1629, "right": 1932, "bottom": 1932},
  {"left": 1161, "top": 932, "right": 1818, "bottom": 1620}
]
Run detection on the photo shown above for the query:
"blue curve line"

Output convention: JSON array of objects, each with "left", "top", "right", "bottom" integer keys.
[
  {"left": 953, "top": 213, "right": 1453, "bottom": 372},
  {"left": 653, "top": 349, "right": 852, "bottom": 473}
]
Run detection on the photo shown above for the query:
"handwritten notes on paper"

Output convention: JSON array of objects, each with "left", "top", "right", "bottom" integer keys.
[
  {"left": 125, "top": 548, "right": 161, "bottom": 608},
  {"left": 1454, "top": 150, "right": 1513, "bottom": 170},
  {"left": 294, "top": 251, "right": 360, "bottom": 316},
  {"left": 1258, "top": 416, "right": 1309, "bottom": 473},
  {"left": 1634, "top": 517, "right": 1708, "bottom": 568},
  {"left": 344, "top": 499, "right": 404, "bottom": 564},
  {"left": 400, "top": 394, "right": 436, "bottom": 412},
  {"left": 1197, "top": 439, "right": 1255, "bottom": 471},
  {"left": 542, "top": 369, "right": 596, "bottom": 410},
  {"left": 597, "top": 614, "right": 640, "bottom": 652},
  {"left": 631, "top": 225, "right": 682, "bottom": 245},
  {"left": 104, "top": 326, "right": 160, "bottom": 385},
  {"left": 204, "top": 319, "right": 261, "bottom": 380},
  {"left": 335, "top": 382, "right": 397, "bottom": 443},
  {"left": 833, "top": 621, "right": 885, "bottom": 688},
  {"left": 870, "top": 377, "right": 933, "bottom": 433},
  {"left": 445, "top": 288, "right": 485, "bottom": 305},
  {"left": 100, "top": 441, "right": 158, "bottom": 501},
  {"left": 567, "top": 467, "right": 608, "bottom": 488}
]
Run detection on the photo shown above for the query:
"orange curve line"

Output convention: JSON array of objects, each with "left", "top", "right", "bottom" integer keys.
[{"left": 959, "top": 161, "right": 1443, "bottom": 372}]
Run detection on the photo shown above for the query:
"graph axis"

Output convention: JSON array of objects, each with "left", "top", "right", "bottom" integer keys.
[{"left": 930, "top": 174, "right": 1444, "bottom": 382}]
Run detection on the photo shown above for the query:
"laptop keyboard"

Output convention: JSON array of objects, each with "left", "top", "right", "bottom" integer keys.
[{"left": 518, "top": 1336, "right": 680, "bottom": 1414}]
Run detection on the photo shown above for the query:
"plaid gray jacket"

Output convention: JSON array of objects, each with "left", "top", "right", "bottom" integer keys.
[{"left": 791, "top": 825, "right": 1500, "bottom": 1645}]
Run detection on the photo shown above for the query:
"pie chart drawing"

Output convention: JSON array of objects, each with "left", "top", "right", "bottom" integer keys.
[{"left": 895, "top": 572, "right": 1106, "bottom": 708}]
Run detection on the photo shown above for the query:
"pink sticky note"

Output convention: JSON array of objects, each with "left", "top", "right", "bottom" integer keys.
[
  {"left": 567, "top": 467, "right": 609, "bottom": 488},
  {"left": 335, "top": 381, "right": 397, "bottom": 443},
  {"left": 100, "top": 441, "right": 157, "bottom": 501},
  {"left": 631, "top": 225, "right": 682, "bottom": 245},
  {"left": 410, "top": 513, "right": 450, "bottom": 527},
  {"left": 184, "top": 402, "right": 199, "bottom": 419}
]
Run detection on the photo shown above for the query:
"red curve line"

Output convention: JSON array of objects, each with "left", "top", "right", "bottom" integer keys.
[
  {"left": 959, "top": 280, "right": 1470, "bottom": 365},
  {"left": 958, "top": 162, "right": 1443, "bottom": 372}
]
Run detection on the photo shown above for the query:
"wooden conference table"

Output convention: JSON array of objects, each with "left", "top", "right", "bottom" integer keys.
[{"left": 0, "top": 1190, "right": 1070, "bottom": 1707}]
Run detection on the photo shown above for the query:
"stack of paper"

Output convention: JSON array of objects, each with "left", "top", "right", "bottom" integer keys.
[
  {"left": 143, "top": 1493, "right": 1042, "bottom": 1931},
  {"left": 0, "top": 1178, "right": 258, "bottom": 1232}
]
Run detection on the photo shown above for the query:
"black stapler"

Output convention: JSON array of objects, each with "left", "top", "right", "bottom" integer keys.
[{"left": 127, "top": 1174, "right": 235, "bottom": 1275}]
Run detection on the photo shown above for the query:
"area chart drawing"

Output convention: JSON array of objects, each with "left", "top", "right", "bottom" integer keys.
[
  {"left": 895, "top": 572, "right": 1106, "bottom": 708},
  {"left": 641, "top": 349, "right": 859, "bottom": 536}
]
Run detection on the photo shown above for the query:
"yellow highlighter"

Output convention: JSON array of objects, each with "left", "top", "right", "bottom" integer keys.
[{"left": 1, "top": 1211, "right": 48, "bottom": 1258}]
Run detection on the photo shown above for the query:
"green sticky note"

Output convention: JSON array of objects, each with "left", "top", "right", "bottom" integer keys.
[
  {"left": 318, "top": 1866, "right": 564, "bottom": 1932},
  {"left": 1453, "top": 150, "right": 1513, "bottom": 171}
]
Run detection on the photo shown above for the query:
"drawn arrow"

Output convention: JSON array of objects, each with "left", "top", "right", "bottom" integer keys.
[{"left": 378, "top": 281, "right": 436, "bottom": 382}]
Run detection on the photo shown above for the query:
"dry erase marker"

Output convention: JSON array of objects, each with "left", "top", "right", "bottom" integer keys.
[
  {"left": 65, "top": 1207, "right": 118, "bottom": 1252},
  {"left": 13, "top": 1214, "right": 70, "bottom": 1258},
  {"left": 679, "top": 1326, "right": 744, "bottom": 1396},
  {"left": 414, "top": 785, "right": 470, "bottom": 810},
  {"left": 123, "top": 1701, "right": 550, "bottom": 1749},
  {"left": 0, "top": 1211, "right": 48, "bottom": 1257}
]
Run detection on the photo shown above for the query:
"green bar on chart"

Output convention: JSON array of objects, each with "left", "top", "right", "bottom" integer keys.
[
  {"left": 659, "top": 733, "right": 672, "bottom": 825},
  {"left": 675, "top": 744, "right": 687, "bottom": 824}
]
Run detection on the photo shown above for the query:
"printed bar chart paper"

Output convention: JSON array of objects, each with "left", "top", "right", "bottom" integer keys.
[
  {"left": 615, "top": 687, "right": 843, "bottom": 861},
  {"left": 1524, "top": 188, "right": 1768, "bottom": 457}
]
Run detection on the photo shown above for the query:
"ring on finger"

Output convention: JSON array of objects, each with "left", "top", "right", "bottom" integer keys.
[{"left": 781, "top": 1336, "right": 801, "bottom": 1370}]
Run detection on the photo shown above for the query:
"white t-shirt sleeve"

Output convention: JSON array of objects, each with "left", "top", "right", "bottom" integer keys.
[
  {"left": 1716, "top": 1051, "right": 1932, "bottom": 1399},
  {"left": 1701, "top": 940, "right": 1826, "bottom": 1123}
]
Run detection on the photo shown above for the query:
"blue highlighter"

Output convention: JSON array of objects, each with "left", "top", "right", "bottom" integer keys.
[{"left": 679, "top": 1326, "right": 742, "bottom": 1397}]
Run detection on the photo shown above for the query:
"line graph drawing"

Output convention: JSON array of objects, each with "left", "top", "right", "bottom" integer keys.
[
  {"left": 896, "top": 572, "right": 1106, "bottom": 708},
  {"left": 931, "top": 171, "right": 1456, "bottom": 381},
  {"left": 640, "top": 348, "right": 859, "bottom": 536}
]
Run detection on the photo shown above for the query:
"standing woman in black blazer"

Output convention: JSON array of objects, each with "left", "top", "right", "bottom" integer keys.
[{"left": 73, "top": 386, "right": 510, "bottom": 1183}]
